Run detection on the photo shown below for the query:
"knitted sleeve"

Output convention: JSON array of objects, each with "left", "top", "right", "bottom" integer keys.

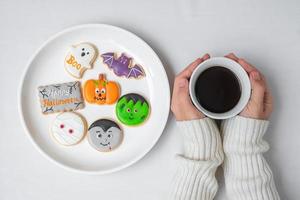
[
  {"left": 221, "top": 116, "right": 280, "bottom": 200},
  {"left": 169, "top": 118, "right": 224, "bottom": 200}
]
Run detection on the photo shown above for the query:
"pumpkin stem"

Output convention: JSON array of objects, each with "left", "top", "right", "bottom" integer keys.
[{"left": 99, "top": 74, "right": 105, "bottom": 81}]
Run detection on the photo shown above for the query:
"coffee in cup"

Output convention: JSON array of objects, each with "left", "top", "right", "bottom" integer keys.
[{"left": 189, "top": 57, "right": 251, "bottom": 119}]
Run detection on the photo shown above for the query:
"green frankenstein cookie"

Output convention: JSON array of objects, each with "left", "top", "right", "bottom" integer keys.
[{"left": 116, "top": 93, "right": 150, "bottom": 126}]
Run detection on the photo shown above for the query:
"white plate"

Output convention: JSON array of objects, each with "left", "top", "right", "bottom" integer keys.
[{"left": 18, "top": 24, "right": 170, "bottom": 174}]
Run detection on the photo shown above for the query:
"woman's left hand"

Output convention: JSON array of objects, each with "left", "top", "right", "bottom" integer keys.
[{"left": 225, "top": 53, "right": 273, "bottom": 120}]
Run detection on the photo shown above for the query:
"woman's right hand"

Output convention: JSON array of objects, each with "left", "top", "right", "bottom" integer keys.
[
  {"left": 171, "top": 54, "right": 210, "bottom": 121},
  {"left": 225, "top": 53, "right": 273, "bottom": 120}
]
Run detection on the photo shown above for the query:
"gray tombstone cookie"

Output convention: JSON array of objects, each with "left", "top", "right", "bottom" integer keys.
[
  {"left": 38, "top": 81, "right": 84, "bottom": 114},
  {"left": 88, "top": 119, "right": 123, "bottom": 152}
]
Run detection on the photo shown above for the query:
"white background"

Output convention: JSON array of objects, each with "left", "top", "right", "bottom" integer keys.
[{"left": 0, "top": 0, "right": 299, "bottom": 199}]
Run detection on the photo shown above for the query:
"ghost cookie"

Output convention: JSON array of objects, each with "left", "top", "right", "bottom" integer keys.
[
  {"left": 116, "top": 93, "right": 150, "bottom": 126},
  {"left": 88, "top": 119, "right": 123, "bottom": 152},
  {"left": 51, "top": 112, "right": 86, "bottom": 146},
  {"left": 64, "top": 42, "right": 97, "bottom": 78}
]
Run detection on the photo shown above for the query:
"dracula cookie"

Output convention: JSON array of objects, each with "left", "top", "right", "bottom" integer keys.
[
  {"left": 64, "top": 42, "right": 97, "bottom": 78},
  {"left": 83, "top": 74, "right": 120, "bottom": 105},
  {"left": 51, "top": 112, "right": 87, "bottom": 146},
  {"left": 116, "top": 93, "right": 150, "bottom": 126},
  {"left": 38, "top": 81, "right": 84, "bottom": 114},
  {"left": 101, "top": 52, "right": 145, "bottom": 79},
  {"left": 88, "top": 119, "right": 123, "bottom": 152}
]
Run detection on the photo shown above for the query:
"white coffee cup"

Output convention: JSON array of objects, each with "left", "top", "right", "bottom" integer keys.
[{"left": 189, "top": 57, "right": 251, "bottom": 119}]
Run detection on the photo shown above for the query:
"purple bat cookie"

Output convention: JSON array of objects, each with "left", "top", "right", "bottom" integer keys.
[{"left": 101, "top": 52, "right": 145, "bottom": 79}]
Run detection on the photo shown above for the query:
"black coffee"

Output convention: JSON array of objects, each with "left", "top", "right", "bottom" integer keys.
[{"left": 194, "top": 67, "right": 241, "bottom": 113}]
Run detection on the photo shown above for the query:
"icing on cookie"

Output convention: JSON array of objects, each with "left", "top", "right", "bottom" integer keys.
[
  {"left": 101, "top": 52, "right": 145, "bottom": 79},
  {"left": 116, "top": 93, "right": 150, "bottom": 126},
  {"left": 38, "top": 81, "right": 84, "bottom": 114},
  {"left": 51, "top": 112, "right": 86, "bottom": 146},
  {"left": 83, "top": 74, "right": 120, "bottom": 105},
  {"left": 88, "top": 119, "right": 123, "bottom": 152},
  {"left": 64, "top": 43, "right": 97, "bottom": 78}
]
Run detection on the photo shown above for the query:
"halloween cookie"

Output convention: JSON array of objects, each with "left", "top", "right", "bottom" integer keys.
[
  {"left": 83, "top": 74, "right": 120, "bottom": 105},
  {"left": 101, "top": 52, "right": 145, "bottom": 79},
  {"left": 38, "top": 81, "right": 84, "bottom": 114},
  {"left": 64, "top": 42, "right": 97, "bottom": 78},
  {"left": 51, "top": 112, "right": 86, "bottom": 146},
  {"left": 88, "top": 119, "right": 123, "bottom": 152},
  {"left": 116, "top": 93, "right": 150, "bottom": 126}
]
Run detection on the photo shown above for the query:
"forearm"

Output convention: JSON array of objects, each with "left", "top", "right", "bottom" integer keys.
[
  {"left": 222, "top": 116, "right": 280, "bottom": 200},
  {"left": 169, "top": 118, "right": 224, "bottom": 200}
]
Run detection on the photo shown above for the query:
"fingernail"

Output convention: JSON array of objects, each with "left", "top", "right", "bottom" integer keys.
[
  {"left": 178, "top": 79, "right": 188, "bottom": 88},
  {"left": 251, "top": 71, "right": 261, "bottom": 80},
  {"left": 203, "top": 53, "right": 209, "bottom": 58}
]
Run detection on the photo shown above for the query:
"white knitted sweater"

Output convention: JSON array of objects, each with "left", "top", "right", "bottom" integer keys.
[{"left": 169, "top": 116, "right": 280, "bottom": 200}]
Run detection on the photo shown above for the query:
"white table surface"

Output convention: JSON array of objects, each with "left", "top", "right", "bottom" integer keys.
[{"left": 1, "top": 0, "right": 299, "bottom": 199}]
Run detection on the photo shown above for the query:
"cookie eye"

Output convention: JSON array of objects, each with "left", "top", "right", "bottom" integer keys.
[
  {"left": 134, "top": 109, "right": 138, "bottom": 113},
  {"left": 108, "top": 134, "right": 111, "bottom": 138},
  {"left": 68, "top": 129, "right": 73, "bottom": 134},
  {"left": 127, "top": 108, "right": 131, "bottom": 112},
  {"left": 60, "top": 124, "right": 64, "bottom": 129},
  {"left": 95, "top": 88, "right": 100, "bottom": 94},
  {"left": 101, "top": 88, "right": 106, "bottom": 94},
  {"left": 82, "top": 48, "right": 85, "bottom": 51},
  {"left": 98, "top": 134, "right": 102, "bottom": 138},
  {"left": 87, "top": 52, "right": 89, "bottom": 55}
]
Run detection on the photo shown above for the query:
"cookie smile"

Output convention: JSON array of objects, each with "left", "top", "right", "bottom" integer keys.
[
  {"left": 100, "top": 142, "right": 110, "bottom": 146},
  {"left": 94, "top": 97, "right": 106, "bottom": 101},
  {"left": 128, "top": 116, "right": 134, "bottom": 120}
]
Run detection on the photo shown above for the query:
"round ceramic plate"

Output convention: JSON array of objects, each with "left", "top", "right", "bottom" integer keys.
[{"left": 19, "top": 24, "right": 170, "bottom": 174}]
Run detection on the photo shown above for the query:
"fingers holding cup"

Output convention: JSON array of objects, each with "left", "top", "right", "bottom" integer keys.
[
  {"left": 225, "top": 53, "right": 239, "bottom": 62},
  {"left": 241, "top": 70, "right": 273, "bottom": 119},
  {"left": 171, "top": 55, "right": 210, "bottom": 121},
  {"left": 179, "top": 54, "right": 210, "bottom": 78},
  {"left": 224, "top": 54, "right": 273, "bottom": 120}
]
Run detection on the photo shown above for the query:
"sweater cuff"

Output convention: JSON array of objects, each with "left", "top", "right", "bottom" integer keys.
[
  {"left": 177, "top": 118, "right": 223, "bottom": 161},
  {"left": 222, "top": 116, "right": 270, "bottom": 153}
]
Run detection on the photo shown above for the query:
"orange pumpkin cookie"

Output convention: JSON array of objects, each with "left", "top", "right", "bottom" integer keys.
[{"left": 83, "top": 74, "right": 120, "bottom": 105}]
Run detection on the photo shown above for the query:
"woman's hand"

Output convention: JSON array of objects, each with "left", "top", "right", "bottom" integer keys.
[
  {"left": 171, "top": 54, "right": 210, "bottom": 121},
  {"left": 225, "top": 53, "right": 273, "bottom": 120}
]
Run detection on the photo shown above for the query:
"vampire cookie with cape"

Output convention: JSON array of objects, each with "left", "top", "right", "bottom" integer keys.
[{"left": 88, "top": 119, "right": 123, "bottom": 152}]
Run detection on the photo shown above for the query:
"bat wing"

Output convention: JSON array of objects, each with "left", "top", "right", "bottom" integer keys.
[
  {"left": 127, "top": 64, "right": 145, "bottom": 78},
  {"left": 101, "top": 53, "right": 115, "bottom": 68}
]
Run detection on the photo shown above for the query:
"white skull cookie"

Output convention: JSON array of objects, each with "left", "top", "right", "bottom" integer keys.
[
  {"left": 88, "top": 119, "right": 123, "bottom": 152},
  {"left": 64, "top": 42, "right": 97, "bottom": 78},
  {"left": 51, "top": 112, "right": 86, "bottom": 146}
]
